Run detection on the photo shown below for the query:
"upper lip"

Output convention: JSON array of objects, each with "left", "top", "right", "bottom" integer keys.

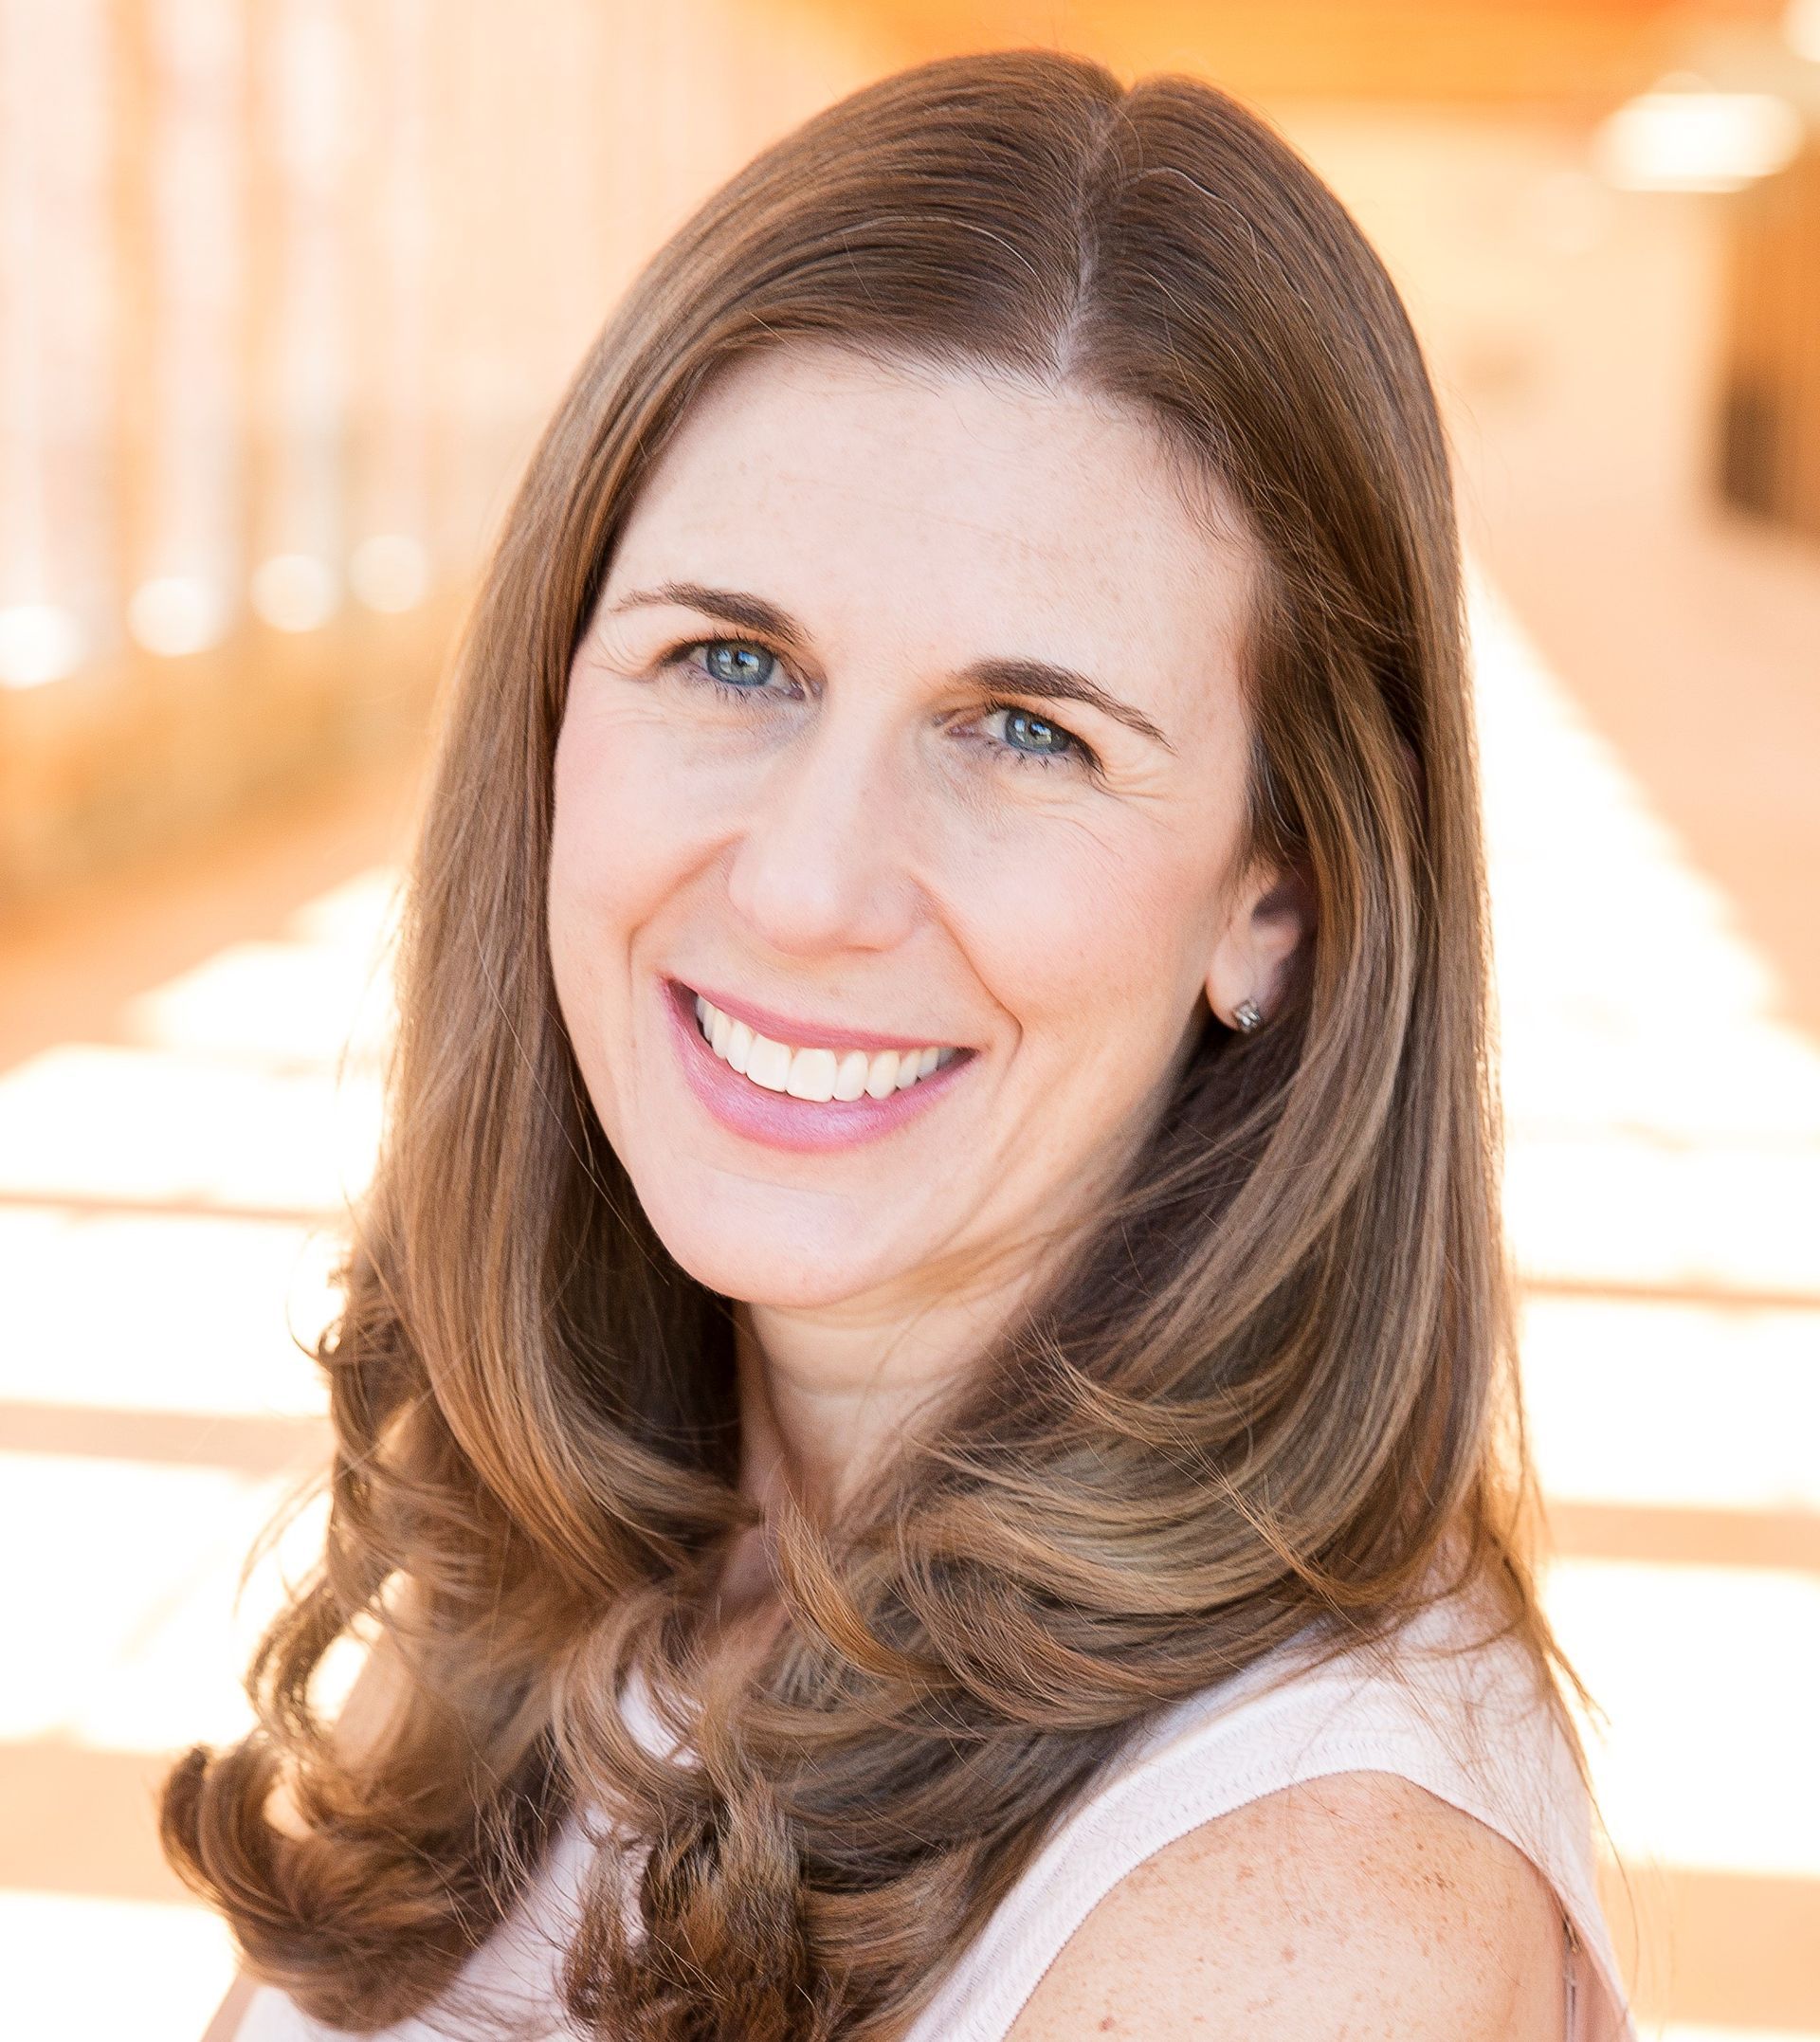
[{"left": 674, "top": 977, "right": 970, "bottom": 1055}]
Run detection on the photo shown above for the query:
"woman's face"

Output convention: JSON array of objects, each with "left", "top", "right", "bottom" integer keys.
[{"left": 550, "top": 343, "right": 1281, "bottom": 1324}]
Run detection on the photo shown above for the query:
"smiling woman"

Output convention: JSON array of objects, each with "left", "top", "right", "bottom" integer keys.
[
  {"left": 161, "top": 46, "right": 1635, "bottom": 2042},
  {"left": 550, "top": 348, "right": 1270, "bottom": 1282}
]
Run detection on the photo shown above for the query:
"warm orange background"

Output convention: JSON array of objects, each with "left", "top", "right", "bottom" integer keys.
[{"left": 2, "top": 5, "right": 1816, "bottom": 2037}]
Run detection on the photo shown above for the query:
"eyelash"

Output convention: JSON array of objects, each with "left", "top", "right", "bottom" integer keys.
[{"left": 660, "top": 637, "right": 1101, "bottom": 778}]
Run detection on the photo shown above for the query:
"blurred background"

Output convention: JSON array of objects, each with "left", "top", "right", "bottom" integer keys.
[{"left": 1, "top": 2, "right": 1816, "bottom": 2036}]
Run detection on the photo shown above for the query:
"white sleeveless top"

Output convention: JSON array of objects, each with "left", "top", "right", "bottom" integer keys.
[{"left": 235, "top": 1582, "right": 1636, "bottom": 2042}]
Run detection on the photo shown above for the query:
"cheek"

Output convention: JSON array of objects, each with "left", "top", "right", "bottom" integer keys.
[
  {"left": 976, "top": 816, "right": 1217, "bottom": 1016},
  {"left": 939, "top": 808, "right": 1225, "bottom": 1159},
  {"left": 547, "top": 702, "right": 718, "bottom": 962}
]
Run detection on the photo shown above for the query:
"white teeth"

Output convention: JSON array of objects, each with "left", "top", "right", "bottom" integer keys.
[
  {"left": 745, "top": 1034, "right": 792, "bottom": 1091},
  {"left": 688, "top": 993, "right": 962, "bottom": 1104},
  {"left": 785, "top": 1047, "right": 839, "bottom": 1102}
]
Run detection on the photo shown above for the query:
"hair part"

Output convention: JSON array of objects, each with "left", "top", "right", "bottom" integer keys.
[{"left": 161, "top": 46, "right": 1600, "bottom": 2042}]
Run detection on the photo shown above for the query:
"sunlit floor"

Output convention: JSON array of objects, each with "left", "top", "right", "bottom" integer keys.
[{"left": 1, "top": 569, "right": 1815, "bottom": 2039}]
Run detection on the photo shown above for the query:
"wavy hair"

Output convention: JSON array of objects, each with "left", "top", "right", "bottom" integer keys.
[{"left": 160, "top": 47, "right": 1598, "bottom": 2041}]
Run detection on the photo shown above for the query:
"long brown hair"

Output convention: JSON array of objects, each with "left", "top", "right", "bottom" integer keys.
[{"left": 160, "top": 47, "right": 1598, "bottom": 2041}]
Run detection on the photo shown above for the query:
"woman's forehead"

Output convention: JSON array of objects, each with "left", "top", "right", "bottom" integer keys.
[{"left": 604, "top": 343, "right": 1258, "bottom": 695}]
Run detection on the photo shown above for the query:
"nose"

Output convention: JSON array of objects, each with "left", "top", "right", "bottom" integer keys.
[{"left": 722, "top": 701, "right": 919, "bottom": 957}]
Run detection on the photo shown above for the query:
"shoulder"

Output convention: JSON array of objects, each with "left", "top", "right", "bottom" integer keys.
[{"left": 1005, "top": 1768, "right": 1566, "bottom": 2041}]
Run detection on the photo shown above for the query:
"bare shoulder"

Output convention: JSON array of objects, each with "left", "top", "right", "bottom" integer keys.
[{"left": 1005, "top": 1769, "right": 1566, "bottom": 2041}]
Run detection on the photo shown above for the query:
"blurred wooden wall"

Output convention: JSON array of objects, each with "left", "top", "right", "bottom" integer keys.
[
  {"left": 1720, "top": 143, "right": 1820, "bottom": 538},
  {"left": 0, "top": 0, "right": 887, "bottom": 910},
  {"left": 859, "top": 0, "right": 1790, "bottom": 109}
]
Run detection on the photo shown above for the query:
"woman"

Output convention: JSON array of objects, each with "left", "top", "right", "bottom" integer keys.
[{"left": 166, "top": 47, "right": 1637, "bottom": 2042}]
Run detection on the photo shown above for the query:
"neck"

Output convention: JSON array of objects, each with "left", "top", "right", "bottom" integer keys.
[
  {"left": 730, "top": 1285, "right": 1018, "bottom": 1519},
  {"left": 707, "top": 1274, "right": 1035, "bottom": 1628}
]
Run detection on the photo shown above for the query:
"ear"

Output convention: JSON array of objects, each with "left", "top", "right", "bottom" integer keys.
[{"left": 1205, "top": 858, "right": 1314, "bottom": 1030}]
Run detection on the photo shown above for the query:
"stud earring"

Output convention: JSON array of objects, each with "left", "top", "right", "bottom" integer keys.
[{"left": 1233, "top": 998, "right": 1263, "bottom": 1033}]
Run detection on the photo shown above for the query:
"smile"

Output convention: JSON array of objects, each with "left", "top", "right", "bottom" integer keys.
[
  {"left": 660, "top": 977, "right": 976, "bottom": 1154},
  {"left": 692, "top": 992, "right": 960, "bottom": 1102}
]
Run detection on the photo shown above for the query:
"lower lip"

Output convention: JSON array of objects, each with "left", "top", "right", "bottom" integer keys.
[{"left": 660, "top": 977, "right": 976, "bottom": 1154}]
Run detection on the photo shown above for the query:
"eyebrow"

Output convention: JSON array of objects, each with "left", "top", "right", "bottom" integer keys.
[{"left": 604, "top": 580, "right": 1176, "bottom": 754}]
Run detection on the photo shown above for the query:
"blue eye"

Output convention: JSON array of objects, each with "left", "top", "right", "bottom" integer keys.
[
  {"left": 664, "top": 637, "right": 1098, "bottom": 777},
  {"left": 935, "top": 699, "right": 1099, "bottom": 778},
  {"left": 700, "top": 639, "right": 777, "bottom": 690},
  {"left": 985, "top": 704, "right": 1084, "bottom": 771}
]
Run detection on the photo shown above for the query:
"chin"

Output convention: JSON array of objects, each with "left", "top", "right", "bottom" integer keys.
[
  {"left": 634, "top": 1176, "right": 887, "bottom": 1310},
  {"left": 667, "top": 1237, "right": 883, "bottom": 1312}
]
